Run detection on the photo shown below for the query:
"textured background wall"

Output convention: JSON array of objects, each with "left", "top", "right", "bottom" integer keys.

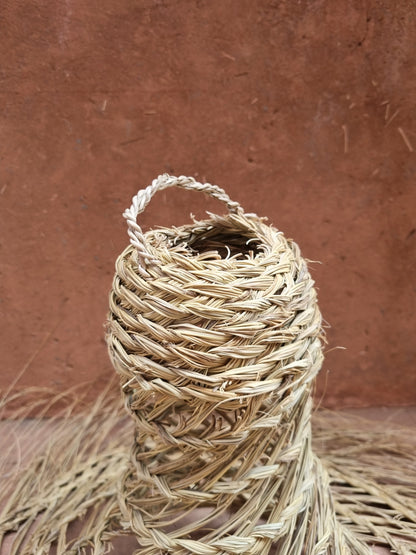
[{"left": 1, "top": 1, "right": 415, "bottom": 408}]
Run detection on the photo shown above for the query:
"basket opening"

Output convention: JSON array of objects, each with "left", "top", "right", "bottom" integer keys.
[{"left": 187, "top": 229, "right": 263, "bottom": 259}]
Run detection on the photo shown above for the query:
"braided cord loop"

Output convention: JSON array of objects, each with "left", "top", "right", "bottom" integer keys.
[{"left": 123, "top": 174, "right": 243, "bottom": 275}]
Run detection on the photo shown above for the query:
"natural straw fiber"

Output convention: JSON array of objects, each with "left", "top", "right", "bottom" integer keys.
[
  {"left": 105, "top": 174, "right": 365, "bottom": 554},
  {"left": 1, "top": 391, "right": 415, "bottom": 554},
  {"left": 1, "top": 174, "right": 416, "bottom": 555}
]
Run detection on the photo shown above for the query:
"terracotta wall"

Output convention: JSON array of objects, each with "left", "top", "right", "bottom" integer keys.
[{"left": 1, "top": 1, "right": 415, "bottom": 408}]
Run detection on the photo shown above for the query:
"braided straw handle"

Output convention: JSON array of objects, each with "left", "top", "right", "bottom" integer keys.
[{"left": 123, "top": 174, "right": 243, "bottom": 275}]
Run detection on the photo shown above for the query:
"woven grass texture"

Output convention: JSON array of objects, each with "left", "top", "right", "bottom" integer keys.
[
  {"left": 1, "top": 394, "right": 415, "bottom": 554},
  {"left": 1, "top": 175, "right": 415, "bottom": 554}
]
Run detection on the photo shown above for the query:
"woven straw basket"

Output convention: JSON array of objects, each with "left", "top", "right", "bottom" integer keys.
[
  {"left": 2, "top": 175, "right": 416, "bottom": 554},
  {"left": 106, "top": 174, "right": 361, "bottom": 554}
]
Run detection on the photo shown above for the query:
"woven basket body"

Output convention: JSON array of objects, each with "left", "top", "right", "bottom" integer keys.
[{"left": 107, "top": 175, "right": 356, "bottom": 554}]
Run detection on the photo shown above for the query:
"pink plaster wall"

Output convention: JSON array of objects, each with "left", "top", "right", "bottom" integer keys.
[{"left": 1, "top": 1, "right": 415, "bottom": 408}]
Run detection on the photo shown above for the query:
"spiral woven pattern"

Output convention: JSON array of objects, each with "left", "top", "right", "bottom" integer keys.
[{"left": 107, "top": 175, "right": 365, "bottom": 554}]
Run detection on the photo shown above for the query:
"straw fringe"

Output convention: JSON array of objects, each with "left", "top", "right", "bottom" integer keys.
[{"left": 1, "top": 395, "right": 415, "bottom": 554}]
